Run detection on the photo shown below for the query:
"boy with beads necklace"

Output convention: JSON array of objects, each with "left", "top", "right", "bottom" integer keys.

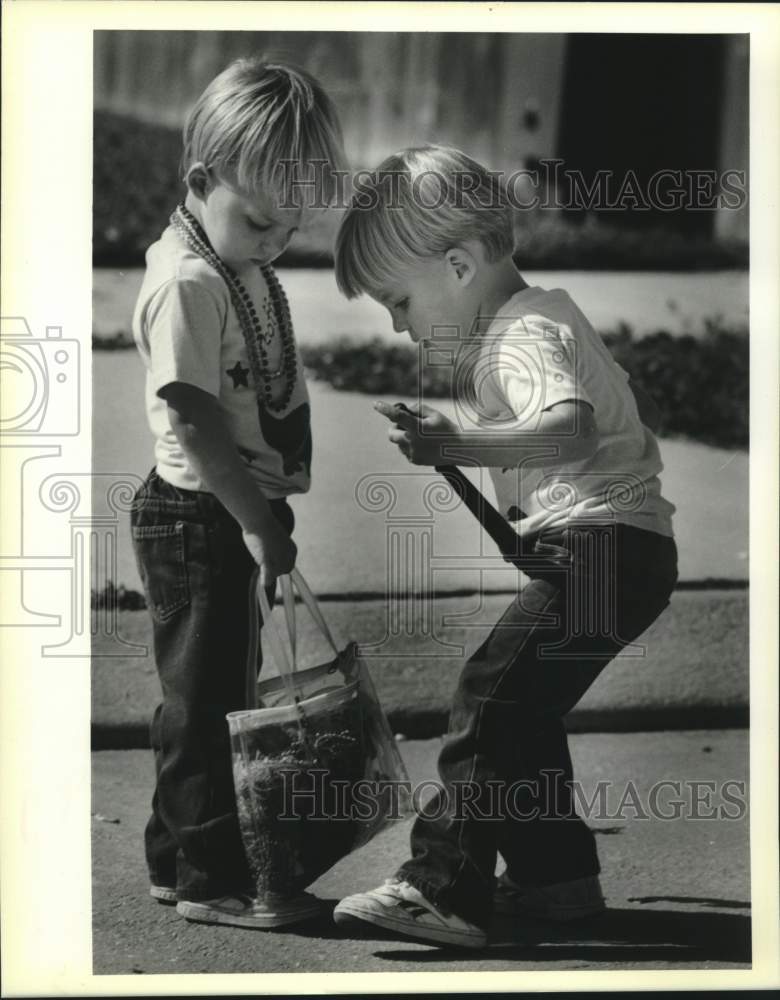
[{"left": 130, "top": 56, "right": 346, "bottom": 930}]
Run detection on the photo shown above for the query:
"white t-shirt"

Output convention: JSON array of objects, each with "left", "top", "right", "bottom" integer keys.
[
  {"left": 132, "top": 225, "right": 311, "bottom": 498},
  {"left": 461, "top": 285, "right": 675, "bottom": 538}
]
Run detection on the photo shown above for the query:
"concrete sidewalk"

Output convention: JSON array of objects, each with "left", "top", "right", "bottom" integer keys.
[
  {"left": 92, "top": 590, "right": 748, "bottom": 748},
  {"left": 94, "top": 367, "right": 750, "bottom": 593},
  {"left": 91, "top": 731, "right": 750, "bottom": 975}
]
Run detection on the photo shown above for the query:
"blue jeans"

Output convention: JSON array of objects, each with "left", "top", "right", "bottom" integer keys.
[
  {"left": 396, "top": 522, "right": 678, "bottom": 929},
  {"left": 130, "top": 469, "right": 294, "bottom": 901}
]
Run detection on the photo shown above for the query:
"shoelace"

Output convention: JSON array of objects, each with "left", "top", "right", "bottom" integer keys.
[{"left": 386, "top": 880, "right": 455, "bottom": 922}]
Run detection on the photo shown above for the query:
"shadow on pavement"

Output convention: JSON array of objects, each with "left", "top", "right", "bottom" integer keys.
[
  {"left": 628, "top": 895, "right": 750, "bottom": 909},
  {"left": 305, "top": 904, "right": 751, "bottom": 965}
]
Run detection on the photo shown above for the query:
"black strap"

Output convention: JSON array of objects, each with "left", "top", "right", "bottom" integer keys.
[
  {"left": 393, "top": 404, "right": 538, "bottom": 568},
  {"left": 435, "top": 464, "right": 533, "bottom": 567}
]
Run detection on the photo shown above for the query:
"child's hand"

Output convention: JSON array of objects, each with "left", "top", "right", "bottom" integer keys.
[
  {"left": 374, "top": 401, "right": 460, "bottom": 466},
  {"left": 242, "top": 526, "right": 297, "bottom": 588}
]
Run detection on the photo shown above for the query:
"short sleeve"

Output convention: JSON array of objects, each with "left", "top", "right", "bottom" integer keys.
[
  {"left": 493, "top": 317, "right": 593, "bottom": 428},
  {"left": 143, "top": 278, "right": 226, "bottom": 398}
]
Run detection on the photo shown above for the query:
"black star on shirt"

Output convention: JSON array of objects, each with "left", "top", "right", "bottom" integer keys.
[{"left": 226, "top": 361, "right": 250, "bottom": 388}]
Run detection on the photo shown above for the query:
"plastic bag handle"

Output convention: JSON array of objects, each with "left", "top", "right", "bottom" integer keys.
[
  {"left": 245, "top": 568, "right": 261, "bottom": 709},
  {"left": 279, "top": 574, "right": 296, "bottom": 663},
  {"left": 288, "top": 567, "right": 340, "bottom": 657},
  {"left": 253, "top": 569, "right": 341, "bottom": 700},
  {"left": 256, "top": 577, "right": 300, "bottom": 704}
]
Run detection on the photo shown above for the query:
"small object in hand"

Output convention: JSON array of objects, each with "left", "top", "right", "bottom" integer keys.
[
  {"left": 394, "top": 402, "right": 418, "bottom": 419},
  {"left": 373, "top": 401, "right": 418, "bottom": 424}
]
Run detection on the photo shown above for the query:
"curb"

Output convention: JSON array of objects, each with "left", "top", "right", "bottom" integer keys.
[
  {"left": 91, "top": 704, "right": 749, "bottom": 750},
  {"left": 91, "top": 578, "right": 749, "bottom": 612}
]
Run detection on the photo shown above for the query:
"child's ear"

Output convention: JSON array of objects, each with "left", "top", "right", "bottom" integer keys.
[
  {"left": 185, "top": 162, "right": 212, "bottom": 201},
  {"left": 445, "top": 247, "right": 477, "bottom": 286}
]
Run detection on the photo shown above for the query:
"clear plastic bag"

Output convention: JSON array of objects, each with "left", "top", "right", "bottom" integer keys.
[{"left": 227, "top": 569, "right": 411, "bottom": 897}]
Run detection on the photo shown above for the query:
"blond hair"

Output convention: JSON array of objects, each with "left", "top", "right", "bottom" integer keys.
[
  {"left": 335, "top": 145, "right": 513, "bottom": 299},
  {"left": 182, "top": 56, "right": 346, "bottom": 203}
]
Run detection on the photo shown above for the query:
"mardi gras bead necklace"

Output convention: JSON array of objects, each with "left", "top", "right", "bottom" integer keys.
[{"left": 171, "top": 203, "right": 297, "bottom": 412}]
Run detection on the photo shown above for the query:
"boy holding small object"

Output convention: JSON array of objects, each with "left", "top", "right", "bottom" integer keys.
[{"left": 331, "top": 145, "right": 677, "bottom": 949}]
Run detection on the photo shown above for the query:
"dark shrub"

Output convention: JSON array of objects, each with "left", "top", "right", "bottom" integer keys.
[
  {"left": 299, "top": 322, "right": 748, "bottom": 449},
  {"left": 94, "top": 111, "right": 184, "bottom": 266},
  {"left": 94, "top": 112, "right": 748, "bottom": 270}
]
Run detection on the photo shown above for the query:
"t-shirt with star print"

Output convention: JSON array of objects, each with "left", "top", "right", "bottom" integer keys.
[
  {"left": 454, "top": 285, "right": 675, "bottom": 539},
  {"left": 132, "top": 225, "right": 312, "bottom": 498}
]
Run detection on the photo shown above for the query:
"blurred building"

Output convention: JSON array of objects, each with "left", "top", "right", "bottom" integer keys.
[{"left": 94, "top": 31, "right": 748, "bottom": 240}]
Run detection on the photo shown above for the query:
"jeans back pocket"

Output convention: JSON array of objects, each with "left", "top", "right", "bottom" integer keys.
[{"left": 131, "top": 521, "right": 190, "bottom": 622}]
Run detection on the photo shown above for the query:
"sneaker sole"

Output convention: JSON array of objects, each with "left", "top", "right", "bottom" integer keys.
[
  {"left": 150, "top": 885, "right": 178, "bottom": 905},
  {"left": 176, "top": 899, "right": 322, "bottom": 929},
  {"left": 333, "top": 899, "right": 487, "bottom": 949}
]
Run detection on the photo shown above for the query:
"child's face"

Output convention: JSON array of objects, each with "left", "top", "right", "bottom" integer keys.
[
  {"left": 198, "top": 179, "right": 302, "bottom": 272},
  {"left": 372, "top": 257, "right": 478, "bottom": 344}
]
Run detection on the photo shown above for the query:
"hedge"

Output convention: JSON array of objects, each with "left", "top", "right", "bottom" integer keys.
[
  {"left": 93, "top": 110, "right": 335, "bottom": 267},
  {"left": 93, "top": 321, "right": 747, "bottom": 449},
  {"left": 600, "top": 322, "right": 748, "bottom": 448},
  {"left": 93, "top": 320, "right": 747, "bottom": 450},
  {"left": 94, "top": 110, "right": 748, "bottom": 270},
  {"left": 298, "top": 321, "right": 748, "bottom": 450},
  {"left": 94, "top": 112, "right": 184, "bottom": 266}
]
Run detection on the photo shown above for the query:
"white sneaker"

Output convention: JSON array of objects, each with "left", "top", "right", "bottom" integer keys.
[
  {"left": 150, "top": 884, "right": 177, "bottom": 904},
  {"left": 333, "top": 878, "right": 487, "bottom": 949},
  {"left": 494, "top": 872, "right": 605, "bottom": 922},
  {"left": 176, "top": 891, "right": 322, "bottom": 929}
]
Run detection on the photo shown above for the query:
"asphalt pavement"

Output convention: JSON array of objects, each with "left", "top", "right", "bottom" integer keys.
[{"left": 92, "top": 731, "right": 750, "bottom": 976}]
